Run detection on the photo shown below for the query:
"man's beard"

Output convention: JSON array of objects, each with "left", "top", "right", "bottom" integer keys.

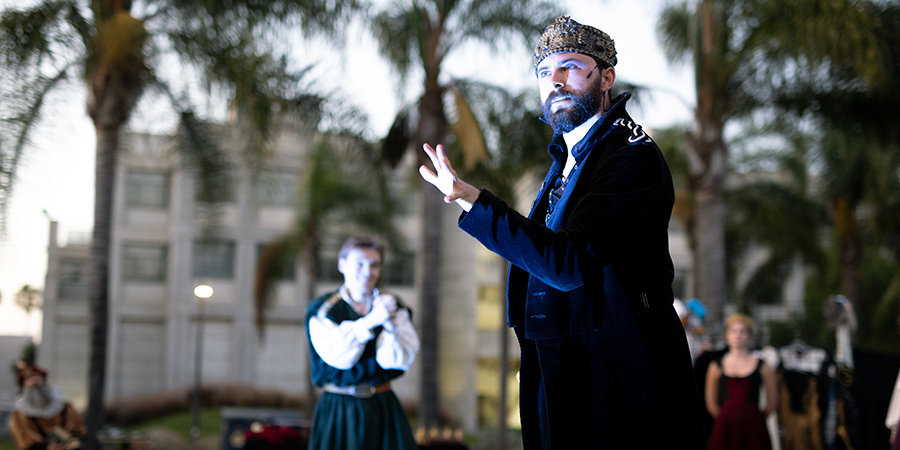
[
  {"left": 23, "top": 384, "right": 52, "bottom": 409},
  {"left": 541, "top": 77, "right": 605, "bottom": 134}
]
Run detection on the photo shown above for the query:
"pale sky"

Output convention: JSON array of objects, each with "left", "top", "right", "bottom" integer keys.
[{"left": 0, "top": 0, "right": 696, "bottom": 338}]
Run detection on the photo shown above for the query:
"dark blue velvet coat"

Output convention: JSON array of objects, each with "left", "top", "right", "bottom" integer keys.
[{"left": 458, "top": 93, "right": 706, "bottom": 449}]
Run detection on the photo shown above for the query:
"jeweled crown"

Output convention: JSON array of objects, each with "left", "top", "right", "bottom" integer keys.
[{"left": 533, "top": 16, "right": 617, "bottom": 73}]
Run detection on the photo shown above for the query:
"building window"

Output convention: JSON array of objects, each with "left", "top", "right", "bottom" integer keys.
[
  {"left": 123, "top": 244, "right": 168, "bottom": 282},
  {"left": 58, "top": 259, "right": 89, "bottom": 300},
  {"left": 193, "top": 241, "right": 236, "bottom": 279},
  {"left": 319, "top": 257, "right": 342, "bottom": 283},
  {"left": 382, "top": 253, "right": 415, "bottom": 286},
  {"left": 257, "top": 169, "right": 297, "bottom": 207},
  {"left": 257, "top": 244, "right": 296, "bottom": 281},
  {"left": 194, "top": 169, "right": 237, "bottom": 204},
  {"left": 126, "top": 171, "right": 170, "bottom": 208}
]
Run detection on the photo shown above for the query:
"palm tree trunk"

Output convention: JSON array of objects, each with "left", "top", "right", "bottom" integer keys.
[
  {"left": 693, "top": 183, "right": 727, "bottom": 337},
  {"left": 690, "top": 0, "right": 728, "bottom": 339},
  {"left": 83, "top": 125, "right": 119, "bottom": 450},
  {"left": 689, "top": 124, "right": 728, "bottom": 338},
  {"left": 416, "top": 75, "right": 447, "bottom": 428}
]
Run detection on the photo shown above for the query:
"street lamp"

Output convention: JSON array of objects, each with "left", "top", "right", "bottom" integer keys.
[{"left": 191, "top": 284, "right": 213, "bottom": 443}]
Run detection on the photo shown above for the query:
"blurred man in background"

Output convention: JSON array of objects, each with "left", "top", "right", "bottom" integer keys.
[{"left": 10, "top": 361, "right": 84, "bottom": 450}]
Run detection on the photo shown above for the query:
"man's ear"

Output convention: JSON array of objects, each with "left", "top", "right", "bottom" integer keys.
[{"left": 601, "top": 67, "right": 616, "bottom": 91}]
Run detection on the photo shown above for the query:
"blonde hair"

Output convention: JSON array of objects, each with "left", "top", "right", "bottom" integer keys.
[{"left": 725, "top": 313, "right": 754, "bottom": 336}]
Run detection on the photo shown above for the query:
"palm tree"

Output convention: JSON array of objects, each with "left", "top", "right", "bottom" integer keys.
[
  {"left": 0, "top": 1, "right": 356, "bottom": 447},
  {"left": 369, "top": 0, "right": 560, "bottom": 427},
  {"left": 15, "top": 284, "right": 43, "bottom": 334},
  {"left": 656, "top": 0, "right": 886, "bottom": 336}
]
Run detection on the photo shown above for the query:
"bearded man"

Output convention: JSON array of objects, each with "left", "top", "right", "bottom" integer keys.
[
  {"left": 419, "top": 16, "right": 706, "bottom": 449},
  {"left": 9, "top": 362, "right": 84, "bottom": 450}
]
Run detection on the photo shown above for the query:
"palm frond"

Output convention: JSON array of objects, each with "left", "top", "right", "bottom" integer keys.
[
  {"left": 0, "top": 0, "right": 74, "bottom": 71},
  {"left": 382, "top": 109, "right": 412, "bottom": 168},
  {"left": 449, "top": 86, "right": 487, "bottom": 171},
  {"left": 657, "top": 2, "right": 692, "bottom": 66},
  {"left": 449, "top": 0, "right": 560, "bottom": 53},
  {"left": 447, "top": 79, "right": 547, "bottom": 200},
  {"left": 0, "top": 65, "right": 72, "bottom": 234},
  {"left": 372, "top": 6, "right": 416, "bottom": 82}
]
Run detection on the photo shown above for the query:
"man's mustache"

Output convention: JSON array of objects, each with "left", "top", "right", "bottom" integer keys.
[{"left": 546, "top": 90, "right": 573, "bottom": 104}]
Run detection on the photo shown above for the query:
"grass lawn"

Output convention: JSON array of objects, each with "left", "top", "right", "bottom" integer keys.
[
  {"left": 124, "top": 407, "right": 221, "bottom": 441},
  {"left": 0, "top": 408, "right": 221, "bottom": 449}
]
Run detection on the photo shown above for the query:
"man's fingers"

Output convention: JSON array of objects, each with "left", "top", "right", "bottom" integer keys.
[
  {"left": 419, "top": 165, "right": 438, "bottom": 185},
  {"left": 436, "top": 144, "right": 449, "bottom": 166},
  {"left": 422, "top": 143, "right": 442, "bottom": 170}
]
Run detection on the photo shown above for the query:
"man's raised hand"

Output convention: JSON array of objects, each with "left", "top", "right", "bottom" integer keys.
[{"left": 418, "top": 143, "right": 480, "bottom": 212}]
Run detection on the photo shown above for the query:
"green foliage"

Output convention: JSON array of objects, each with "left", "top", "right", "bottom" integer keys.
[
  {"left": 371, "top": 0, "right": 558, "bottom": 85},
  {"left": 767, "top": 318, "right": 804, "bottom": 348},
  {"left": 9, "top": 341, "right": 37, "bottom": 382},
  {"left": 658, "top": 0, "right": 900, "bottom": 344},
  {"left": 18, "top": 341, "right": 37, "bottom": 365},
  {"left": 0, "top": 0, "right": 361, "bottom": 229},
  {"left": 105, "top": 384, "right": 306, "bottom": 426},
  {"left": 856, "top": 246, "right": 900, "bottom": 352},
  {"left": 124, "top": 408, "right": 220, "bottom": 441}
]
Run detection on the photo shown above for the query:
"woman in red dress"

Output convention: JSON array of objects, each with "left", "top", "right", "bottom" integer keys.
[{"left": 706, "top": 314, "right": 778, "bottom": 450}]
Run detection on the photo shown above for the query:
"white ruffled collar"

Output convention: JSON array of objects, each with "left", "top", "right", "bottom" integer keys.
[{"left": 14, "top": 385, "right": 67, "bottom": 418}]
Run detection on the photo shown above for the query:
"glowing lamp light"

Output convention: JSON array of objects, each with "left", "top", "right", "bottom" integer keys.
[{"left": 194, "top": 285, "right": 213, "bottom": 299}]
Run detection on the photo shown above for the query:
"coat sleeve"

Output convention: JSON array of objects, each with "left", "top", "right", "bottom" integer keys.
[{"left": 459, "top": 142, "right": 670, "bottom": 291}]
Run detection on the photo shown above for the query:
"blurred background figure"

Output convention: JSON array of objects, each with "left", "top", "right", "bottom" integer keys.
[
  {"left": 824, "top": 295, "right": 857, "bottom": 370},
  {"left": 678, "top": 297, "right": 711, "bottom": 362},
  {"left": 305, "top": 237, "right": 419, "bottom": 450},
  {"left": 705, "top": 314, "right": 777, "bottom": 450},
  {"left": 9, "top": 361, "right": 85, "bottom": 450}
]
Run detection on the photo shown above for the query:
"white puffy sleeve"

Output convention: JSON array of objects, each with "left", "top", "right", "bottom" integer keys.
[
  {"left": 375, "top": 308, "right": 419, "bottom": 370},
  {"left": 308, "top": 312, "right": 376, "bottom": 370}
]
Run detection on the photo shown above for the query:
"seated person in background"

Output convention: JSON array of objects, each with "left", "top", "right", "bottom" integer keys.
[
  {"left": 9, "top": 361, "right": 85, "bottom": 450},
  {"left": 306, "top": 236, "right": 420, "bottom": 450}
]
